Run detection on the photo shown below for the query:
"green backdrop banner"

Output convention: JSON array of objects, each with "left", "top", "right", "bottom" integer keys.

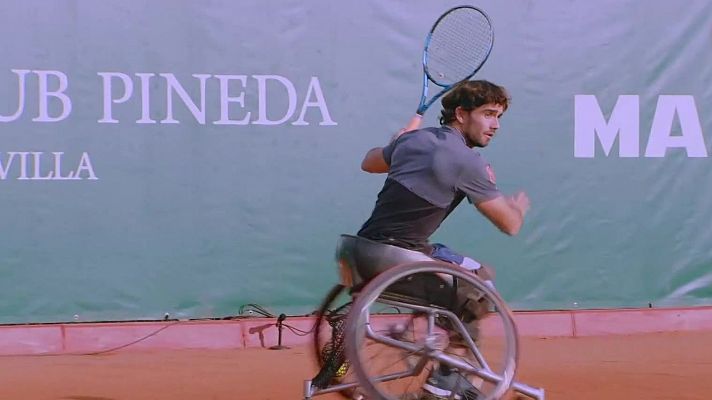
[{"left": 1, "top": 1, "right": 711, "bottom": 323}]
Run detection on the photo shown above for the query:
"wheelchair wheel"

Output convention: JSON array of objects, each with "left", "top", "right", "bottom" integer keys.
[
  {"left": 345, "top": 261, "right": 519, "bottom": 400},
  {"left": 310, "top": 284, "right": 354, "bottom": 397},
  {"left": 312, "top": 284, "right": 351, "bottom": 367},
  {"left": 311, "top": 284, "right": 428, "bottom": 399}
]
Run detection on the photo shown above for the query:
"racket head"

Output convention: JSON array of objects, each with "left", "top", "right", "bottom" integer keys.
[{"left": 423, "top": 6, "right": 494, "bottom": 87}]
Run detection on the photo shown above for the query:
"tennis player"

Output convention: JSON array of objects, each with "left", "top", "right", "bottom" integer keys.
[{"left": 357, "top": 80, "right": 530, "bottom": 399}]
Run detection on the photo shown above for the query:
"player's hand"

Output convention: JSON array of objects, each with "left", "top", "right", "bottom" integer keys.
[
  {"left": 510, "top": 192, "right": 530, "bottom": 218},
  {"left": 390, "top": 115, "right": 423, "bottom": 143},
  {"left": 390, "top": 128, "right": 407, "bottom": 143}
]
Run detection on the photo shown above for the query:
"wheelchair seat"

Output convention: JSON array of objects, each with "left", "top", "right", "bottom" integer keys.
[
  {"left": 335, "top": 234, "right": 432, "bottom": 286},
  {"left": 335, "top": 234, "right": 457, "bottom": 308}
]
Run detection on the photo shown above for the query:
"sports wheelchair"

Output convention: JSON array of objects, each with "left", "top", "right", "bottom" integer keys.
[{"left": 303, "top": 234, "right": 545, "bottom": 400}]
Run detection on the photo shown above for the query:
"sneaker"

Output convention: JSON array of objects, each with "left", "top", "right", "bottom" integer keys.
[{"left": 421, "top": 367, "right": 483, "bottom": 400}]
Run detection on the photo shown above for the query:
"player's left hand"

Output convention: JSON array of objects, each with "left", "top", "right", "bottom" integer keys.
[{"left": 390, "top": 114, "right": 423, "bottom": 143}]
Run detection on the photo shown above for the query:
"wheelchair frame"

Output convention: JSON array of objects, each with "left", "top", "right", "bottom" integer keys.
[{"left": 304, "top": 235, "right": 545, "bottom": 400}]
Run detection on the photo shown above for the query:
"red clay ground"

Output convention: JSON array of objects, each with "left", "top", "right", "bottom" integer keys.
[{"left": 2, "top": 331, "right": 710, "bottom": 400}]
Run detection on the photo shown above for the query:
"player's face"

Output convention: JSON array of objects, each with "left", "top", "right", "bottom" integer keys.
[{"left": 457, "top": 103, "right": 505, "bottom": 148}]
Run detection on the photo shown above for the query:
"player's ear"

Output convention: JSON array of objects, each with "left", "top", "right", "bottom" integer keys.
[{"left": 455, "top": 106, "right": 466, "bottom": 124}]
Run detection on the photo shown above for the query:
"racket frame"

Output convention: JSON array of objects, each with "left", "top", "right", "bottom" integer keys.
[{"left": 416, "top": 5, "right": 494, "bottom": 115}]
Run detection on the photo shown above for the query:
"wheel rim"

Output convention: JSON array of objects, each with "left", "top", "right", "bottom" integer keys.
[{"left": 345, "top": 261, "right": 518, "bottom": 400}]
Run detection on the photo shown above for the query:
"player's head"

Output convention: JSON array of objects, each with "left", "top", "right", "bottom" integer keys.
[
  {"left": 439, "top": 80, "right": 509, "bottom": 126},
  {"left": 439, "top": 80, "right": 510, "bottom": 148}
]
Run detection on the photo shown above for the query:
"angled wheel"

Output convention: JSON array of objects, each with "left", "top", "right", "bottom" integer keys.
[
  {"left": 345, "top": 261, "right": 519, "bottom": 400},
  {"left": 313, "top": 284, "right": 351, "bottom": 367},
  {"left": 311, "top": 284, "right": 428, "bottom": 399},
  {"left": 310, "top": 284, "right": 354, "bottom": 397}
]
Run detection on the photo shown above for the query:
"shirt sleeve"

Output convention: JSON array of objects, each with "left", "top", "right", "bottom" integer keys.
[
  {"left": 457, "top": 156, "right": 502, "bottom": 205},
  {"left": 382, "top": 138, "right": 398, "bottom": 165}
]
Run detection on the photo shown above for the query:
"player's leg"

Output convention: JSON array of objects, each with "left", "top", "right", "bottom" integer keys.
[{"left": 424, "top": 244, "right": 498, "bottom": 399}]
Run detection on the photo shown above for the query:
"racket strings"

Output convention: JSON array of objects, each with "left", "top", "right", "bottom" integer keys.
[{"left": 427, "top": 8, "right": 493, "bottom": 86}]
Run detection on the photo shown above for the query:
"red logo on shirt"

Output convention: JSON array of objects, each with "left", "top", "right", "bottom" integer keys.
[{"left": 486, "top": 164, "right": 496, "bottom": 184}]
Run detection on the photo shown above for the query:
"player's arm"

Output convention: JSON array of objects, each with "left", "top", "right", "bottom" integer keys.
[
  {"left": 361, "top": 147, "right": 389, "bottom": 173},
  {"left": 361, "top": 116, "right": 423, "bottom": 173},
  {"left": 475, "top": 192, "right": 530, "bottom": 236}
]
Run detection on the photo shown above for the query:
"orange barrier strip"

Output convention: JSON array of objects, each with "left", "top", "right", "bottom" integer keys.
[{"left": 1, "top": 306, "right": 711, "bottom": 355}]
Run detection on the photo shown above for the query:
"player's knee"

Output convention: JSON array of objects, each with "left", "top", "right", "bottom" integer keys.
[{"left": 477, "top": 264, "right": 496, "bottom": 282}]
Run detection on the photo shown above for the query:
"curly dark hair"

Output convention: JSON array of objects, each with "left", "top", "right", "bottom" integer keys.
[{"left": 439, "top": 80, "right": 510, "bottom": 125}]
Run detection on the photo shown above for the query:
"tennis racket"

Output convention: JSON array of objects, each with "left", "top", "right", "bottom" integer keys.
[{"left": 402, "top": 6, "right": 494, "bottom": 132}]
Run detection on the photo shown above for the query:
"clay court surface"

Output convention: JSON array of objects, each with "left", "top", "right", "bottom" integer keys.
[{"left": 2, "top": 331, "right": 710, "bottom": 400}]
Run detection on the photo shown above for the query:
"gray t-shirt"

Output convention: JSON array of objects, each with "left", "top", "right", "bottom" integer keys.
[{"left": 358, "top": 126, "right": 501, "bottom": 252}]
